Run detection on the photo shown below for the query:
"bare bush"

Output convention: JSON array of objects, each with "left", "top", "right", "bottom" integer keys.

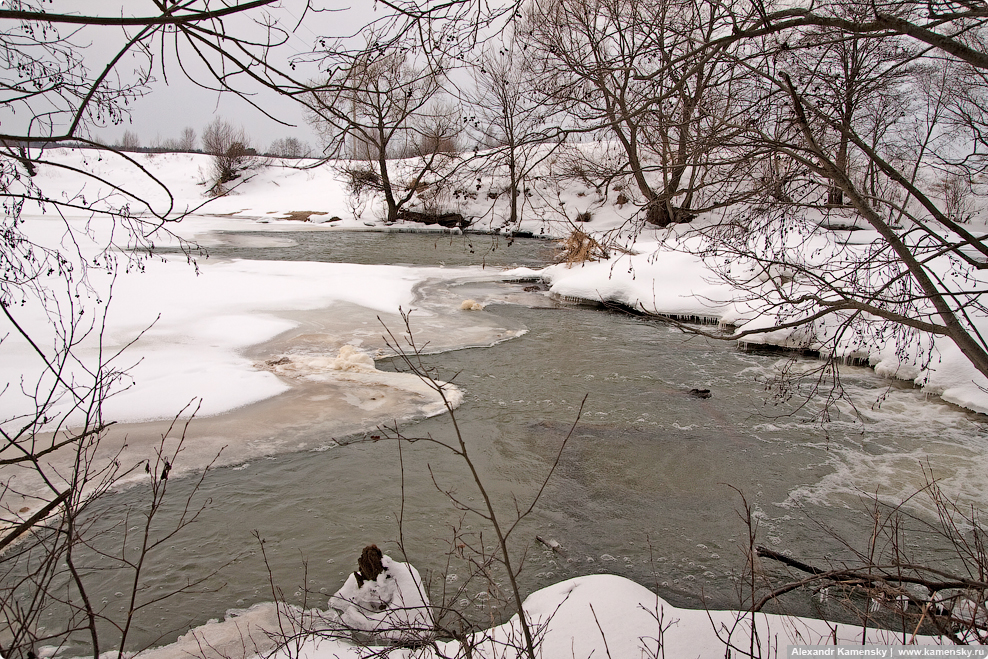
[
  {"left": 735, "top": 470, "right": 988, "bottom": 646},
  {"left": 0, "top": 401, "right": 225, "bottom": 659},
  {"left": 341, "top": 165, "right": 383, "bottom": 196},
  {"left": 201, "top": 117, "right": 258, "bottom": 194},
  {"left": 556, "top": 227, "right": 608, "bottom": 264},
  {"left": 119, "top": 130, "right": 141, "bottom": 150},
  {"left": 251, "top": 313, "right": 584, "bottom": 658},
  {"left": 269, "top": 137, "right": 310, "bottom": 159},
  {"left": 937, "top": 171, "right": 975, "bottom": 224}
]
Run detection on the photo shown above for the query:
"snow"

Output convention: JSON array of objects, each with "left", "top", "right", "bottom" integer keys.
[
  {"left": 537, "top": 239, "right": 735, "bottom": 319},
  {"left": 0, "top": 243, "right": 445, "bottom": 423},
  {"left": 326, "top": 555, "right": 434, "bottom": 643},
  {"left": 139, "top": 573, "right": 947, "bottom": 659},
  {"left": 6, "top": 148, "right": 988, "bottom": 659}
]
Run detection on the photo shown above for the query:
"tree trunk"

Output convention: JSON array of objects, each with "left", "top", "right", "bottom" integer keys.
[
  {"left": 377, "top": 153, "right": 399, "bottom": 224},
  {"left": 508, "top": 149, "right": 519, "bottom": 226}
]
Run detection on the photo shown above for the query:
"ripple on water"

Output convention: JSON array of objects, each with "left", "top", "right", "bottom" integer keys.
[{"left": 29, "top": 244, "right": 988, "bottom": 654}]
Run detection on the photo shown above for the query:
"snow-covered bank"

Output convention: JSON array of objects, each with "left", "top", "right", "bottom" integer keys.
[
  {"left": 7, "top": 147, "right": 988, "bottom": 659},
  {"left": 0, "top": 220, "right": 449, "bottom": 424},
  {"left": 530, "top": 233, "right": 988, "bottom": 416},
  {"left": 22, "top": 147, "right": 987, "bottom": 416},
  {"left": 138, "top": 574, "right": 947, "bottom": 659}
]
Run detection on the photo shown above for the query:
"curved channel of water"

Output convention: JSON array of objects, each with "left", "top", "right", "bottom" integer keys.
[{"left": 38, "top": 232, "right": 988, "bottom": 654}]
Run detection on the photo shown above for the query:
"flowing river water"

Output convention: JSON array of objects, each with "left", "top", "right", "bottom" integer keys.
[{"left": 26, "top": 231, "right": 988, "bottom": 654}]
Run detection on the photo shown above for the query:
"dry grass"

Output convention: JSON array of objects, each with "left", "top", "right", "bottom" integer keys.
[
  {"left": 556, "top": 228, "right": 610, "bottom": 266},
  {"left": 283, "top": 210, "right": 329, "bottom": 222}
]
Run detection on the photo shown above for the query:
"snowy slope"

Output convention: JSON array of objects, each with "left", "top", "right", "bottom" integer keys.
[{"left": 12, "top": 146, "right": 988, "bottom": 416}]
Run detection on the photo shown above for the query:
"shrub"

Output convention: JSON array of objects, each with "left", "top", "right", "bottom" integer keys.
[
  {"left": 341, "top": 165, "right": 382, "bottom": 196},
  {"left": 556, "top": 228, "right": 609, "bottom": 266},
  {"left": 202, "top": 117, "right": 258, "bottom": 194}
]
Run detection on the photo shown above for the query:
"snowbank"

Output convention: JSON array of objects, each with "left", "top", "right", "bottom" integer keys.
[
  {"left": 534, "top": 235, "right": 988, "bottom": 415},
  {"left": 0, "top": 242, "right": 439, "bottom": 423},
  {"left": 140, "top": 574, "right": 946, "bottom": 659},
  {"left": 536, "top": 239, "right": 735, "bottom": 319},
  {"left": 327, "top": 555, "right": 434, "bottom": 643}
]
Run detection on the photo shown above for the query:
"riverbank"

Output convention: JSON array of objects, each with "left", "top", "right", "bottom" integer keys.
[
  {"left": 23, "top": 146, "right": 987, "bottom": 416},
  {"left": 140, "top": 573, "right": 948, "bottom": 659},
  {"left": 4, "top": 148, "right": 987, "bottom": 657}
]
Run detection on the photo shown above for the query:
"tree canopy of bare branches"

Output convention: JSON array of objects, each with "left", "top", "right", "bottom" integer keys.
[
  {"left": 0, "top": 3, "right": 328, "bottom": 657},
  {"left": 661, "top": 0, "right": 988, "bottom": 386},
  {"left": 522, "top": 0, "right": 759, "bottom": 226},
  {"left": 306, "top": 38, "right": 450, "bottom": 223}
]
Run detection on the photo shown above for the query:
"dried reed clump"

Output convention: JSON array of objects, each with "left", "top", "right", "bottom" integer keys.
[
  {"left": 342, "top": 165, "right": 382, "bottom": 195},
  {"left": 556, "top": 228, "right": 610, "bottom": 266}
]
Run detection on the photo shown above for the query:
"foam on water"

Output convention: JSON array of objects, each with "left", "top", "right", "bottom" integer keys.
[
  {"left": 737, "top": 359, "right": 988, "bottom": 516},
  {"left": 783, "top": 385, "right": 988, "bottom": 517},
  {"left": 11, "top": 231, "right": 988, "bottom": 656}
]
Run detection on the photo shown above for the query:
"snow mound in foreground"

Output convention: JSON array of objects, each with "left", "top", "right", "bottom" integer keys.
[
  {"left": 327, "top": 555, "right": 434, "bottom": 644},
  {"left": 144, "top": 574, "right": 945, "bottom": 659}
]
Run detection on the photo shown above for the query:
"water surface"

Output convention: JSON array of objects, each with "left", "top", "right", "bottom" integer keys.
[{"left": 34, "top": 231, "right": 988, "bottom": 653}]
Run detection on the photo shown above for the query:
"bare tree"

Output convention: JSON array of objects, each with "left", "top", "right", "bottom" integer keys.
[
  {"left": 119, "top": 130, "right": 141, "bottom": 150},
  {"left": 523, "top": 0, "right": 755, "bottom": 226},
  {"left": 306, "top": 37, "right": 446, "bottom": 223},
  {"left": 201, "top": 116, "right": 258, "bottom": 194},
  {"left": 411, "top": 100, "right": 461, "bottom": 157},
  {"left": 666, "top": 1, "right": 988, "bottom": 388},
  {"left": 177, "top": 126, "right": 197, "bottom": 152},
  {"left": 778, "top": 12, "right": 915, "bottom": 206},
  {"left": 269, "top": 136, "right": 310, "bottom": 159},
  {"left": 463, "top": 42, "right": 561, "bottom": 228}
]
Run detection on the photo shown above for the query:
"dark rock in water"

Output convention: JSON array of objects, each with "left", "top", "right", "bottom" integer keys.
[
  {"left": 354, "top": 543, "right": 386, "bottom": 588},
  {"left": 523, "top": 285, "right": 543, "bottom": 292},
  {"left": 397, "top": 209, "right": 470, "bottom": 228},
  {"left": 267, "top": 356, "right": 291, "bottom": 366},
  {"left": 688, "top": 388, "right": 712, "bottom": 399}
]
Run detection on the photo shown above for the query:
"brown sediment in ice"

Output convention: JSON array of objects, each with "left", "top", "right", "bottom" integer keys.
[{"left": 0, "top": 277, "right": 548, "bottom": 517}]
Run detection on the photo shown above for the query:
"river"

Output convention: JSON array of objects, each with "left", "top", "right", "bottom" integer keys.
[{"left": 27, "top": 230, "right": 988, "bottom": 654}]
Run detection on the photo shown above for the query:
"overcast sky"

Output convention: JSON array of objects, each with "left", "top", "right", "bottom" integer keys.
[{"left": 72, "top": 1, "right": 380, "bottom": 153}]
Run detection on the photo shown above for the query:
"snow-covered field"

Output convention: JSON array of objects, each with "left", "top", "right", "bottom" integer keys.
[{"left": 3, "top": 147, "right": 986, "bottom": 657}]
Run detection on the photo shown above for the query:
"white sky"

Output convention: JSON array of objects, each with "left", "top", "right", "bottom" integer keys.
[{"left": 61, "top": 1, "right": 380, "bottom": 152}]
